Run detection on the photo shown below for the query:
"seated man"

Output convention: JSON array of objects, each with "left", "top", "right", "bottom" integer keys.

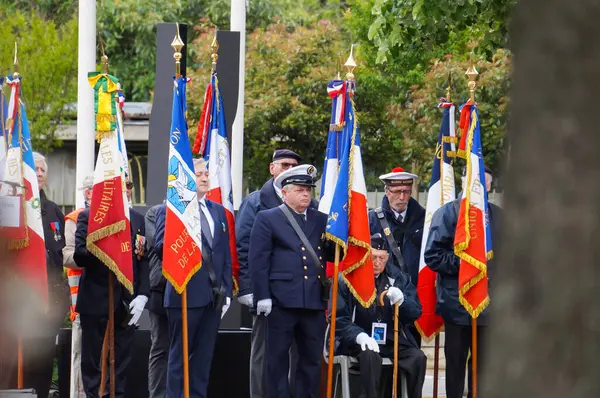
[{"left": 334, "top": 233, "right": 426, "bottom": 398}]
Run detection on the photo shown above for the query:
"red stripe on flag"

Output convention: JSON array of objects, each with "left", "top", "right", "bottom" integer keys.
[
  {"left": 87, "top": 175, "right": 134, "bottom": 291},
  {"left": 415, "top": 266, "right": 444, "bottom": 340},
  {"left": 162, "top": 206, "right": 202, "bottom": 294},
  {"left": 339, "top": 191, "right": 376, "bottom": 307},
  {"left": 455, "top": 200, "right": 489, "bottom": 316},
  {"left": 192, "top": 84, "right": 213, "bottom": 155}
]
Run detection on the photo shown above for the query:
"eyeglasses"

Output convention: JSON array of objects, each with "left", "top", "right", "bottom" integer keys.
[
  {"left": 273, "top": 161, "right": 298, "bottom": 169},
  {"left": 126, "top": 182, "right": 134, "bottom": 189},
  {"left": 387, "top": 188, "right": 412, "bottom": 196}
]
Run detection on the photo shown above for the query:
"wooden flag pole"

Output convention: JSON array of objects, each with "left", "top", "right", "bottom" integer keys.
[
  {"left": 99, "top": 327, "right": 109, "bottom": 397},
  {"left": 171, "top": 23, "right": 190, "bottom": 398},
  {"left": 393, "top": 302, "right": 400, "bottom": 398},
  {"left": 182, "top": 290, "right": 190, "bottom": 398},
  {"left": 433, "top": 72, "right": 454, "bottom": 398},
  {"left": 17, "top": 337, "right": 23, "bottom": 388},
  {"left": 465, "top": 56, "right": 480, "bottom": 398},
  {"left": 326, "top": 46, "right": 357, "bottom": 398},
  {"left": 326, "top": 245, "right": 340, "bottom": 398},
  {"left": 108, "top": 276, "right": 116, "bottom": 398},
  {"left": 471, "top": 318, "right": 478, "bottom": 398}
]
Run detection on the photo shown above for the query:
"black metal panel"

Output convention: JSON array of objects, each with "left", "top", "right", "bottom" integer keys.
[{"left": 146, "top": 23, "right": 188, "bottom": 207}]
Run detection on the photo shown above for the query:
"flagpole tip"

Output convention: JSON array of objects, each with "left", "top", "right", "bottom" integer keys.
[
  {"left": 101, "top": 55, "right": 109, "bottom": 74},
  {"left": 211, "top": 28, "right": 219, "bottom": 73},
  {"left": 172, "top": 23, "right": 185, "bottom": 78},
  {"left": 446, "top": 72, "right": 452, "bottom": 102},
  {"left": 13, "top": 42, "right": 19, "bottom": 78},
  {"left": 344, "top": 44, "right": 357, "bottom": 81},
  {"left": 465, "top": 55, "right": 479, "bottom": 102}
]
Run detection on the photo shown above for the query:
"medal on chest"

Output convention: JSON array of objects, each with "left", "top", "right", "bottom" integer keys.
[{"left": 50, "top": 222, "right": 61, "bottom": 241}]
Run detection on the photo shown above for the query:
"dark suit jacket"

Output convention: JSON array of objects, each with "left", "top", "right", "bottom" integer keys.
[
  {"left": 249, "top": 205, "right": 327, "bottom": 311},
  {"left": 74, "top": 208, "right": 150, "bottom": 315},
  {"left": 155, "top": 200, "right": 233, "bottom": 309},
  {"left": 145, "top": 204, "right": 167, "bottom": 313}
]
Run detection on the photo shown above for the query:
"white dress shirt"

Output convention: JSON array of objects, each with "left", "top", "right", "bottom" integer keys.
[
  {"left": 199, "top": 198, "right": 215, "bottom": 253},
  {"left": 391, "top": 208, "right": 407, "bottom": 223}
]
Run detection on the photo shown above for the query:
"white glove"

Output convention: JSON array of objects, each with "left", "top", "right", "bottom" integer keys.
[
  {"left": 221, "top": 297, "right": 231, "bottom": 319},
  {"left": 256, "top": 299, "right": 272, "bottom": 317},
  {"left": 128, "top": 295, "right": 148, "bottom": 326},
  {"left": 237, "top": 293, "right": 254, "bottom": 308},
  {"left": 356, "top": 332, "right": 380, "bottom": 353},
  {"left": 386, "top": 287, "right": 405, "bottom": 306}
]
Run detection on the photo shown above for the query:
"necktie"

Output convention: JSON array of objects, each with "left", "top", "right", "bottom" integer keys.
[
  {"left": 397, "top": 213, "right": 403, "bottom": 223},
  {"left": 200, "top": 203, "right": 213, "bottom": 249},
  {"left": 299, "top": 213, "right": 307, "bottom": 228}
]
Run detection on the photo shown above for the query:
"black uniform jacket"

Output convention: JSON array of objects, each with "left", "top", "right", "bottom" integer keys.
[
  {"left": 334, "top": 266, "right": 422, "bottom": 356},
  {"left": 74, "top": 208, "right": 150, "bottom": 316}
]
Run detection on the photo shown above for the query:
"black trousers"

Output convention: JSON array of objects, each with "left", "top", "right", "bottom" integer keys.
[
  {"left": 444, "top": 323, "right": 487, "bottom": 398},
  {"left": 407, "top": 324, "right": 422, "bottom": 348},
  {"left": 80, "top": 310, "right": 135, "bottom": 398},
  {"left": 350, "top": 341, "right": 426, "bottom": 398},
  {"left": 148, "top": 310, "right": 169, "bottom": 398},
  {"left": 166, "top": 306, "right": 220, "bottom": 398},
  {"left": 266, "top": 307, "right": 325, "bottom": 398}
]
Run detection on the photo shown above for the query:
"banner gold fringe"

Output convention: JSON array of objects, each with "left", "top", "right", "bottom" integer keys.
[
  {"left": 454, "top": 110, "right": 490, "bottom": 319},
  {"left": 86, "top": 220, "right": 134, "bottom": 294}
]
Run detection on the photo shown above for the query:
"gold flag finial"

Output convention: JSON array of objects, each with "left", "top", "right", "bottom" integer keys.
[
  {"left": 13, "top": 42, "right": 19, "bottom": 78},
  {"left": 211, "top": 28, "right": 219, "bottom": 73},
  {"left": 465, "top": 55, "right": 479, "bottom": 102},
  {"left": 446, "top": 71, "right": 452, "bottom": 102},
  {"left": 99, "top": 37, "right": 109, "bottom": 74},
  {"left": 172, "top": 23, "right": 185, "bottom": 78},
  {"left": 344, "top": 44, "right": 357, "bottom": 81}
]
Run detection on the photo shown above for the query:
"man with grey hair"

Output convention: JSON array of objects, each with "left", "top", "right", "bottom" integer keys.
[
  {"left": 155, "top": 157, "right": 233, "bottom": 397},
  {"left": 249, "top": 164, "right": 329, "bottom": 398}
]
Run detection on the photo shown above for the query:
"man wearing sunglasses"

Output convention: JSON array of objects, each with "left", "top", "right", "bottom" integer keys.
[
  {"left": 369, "top": 167, "right": 425, "bottom": 347},
  {"left": 236, "top": 149, "right": 317, "bottom": 398}
]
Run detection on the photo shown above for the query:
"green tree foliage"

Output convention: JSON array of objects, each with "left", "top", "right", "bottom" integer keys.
[
  {"left": 388, "top": 50, "right": 511, "bottom": 187},
  {"left": 345, "top": 0, "right": 512, "bottom": 186},
  {"left": 0, "top": 10, "right": 78, "bottom": 152},
  {"left": 188, "top": 21, "right": 399, "bottom": 191},
  {"left": 97, "top": 0, "right": 344, "bottom": 102},
  {"left": 366, "top": 0, "right": 517, "bottom": 64}
]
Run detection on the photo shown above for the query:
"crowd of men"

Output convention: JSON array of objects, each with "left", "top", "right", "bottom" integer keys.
[{"left": 0, "top": 148, "right": 499, "bottom": 398}]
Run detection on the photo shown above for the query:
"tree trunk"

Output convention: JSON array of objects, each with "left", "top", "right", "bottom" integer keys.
[{"left": 484, "top": 1, "right": 600, "bottom": 396}]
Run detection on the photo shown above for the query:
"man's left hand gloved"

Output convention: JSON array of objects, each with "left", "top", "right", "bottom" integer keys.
[
  {"left": 386, "top": 287, "right": 404, "bottom": 306},
  {"left": 221, "top": 297, "right": 231, "bottom": 319},
  {"left": 128, "top": 295, "right": 148, "bottom": 326}
]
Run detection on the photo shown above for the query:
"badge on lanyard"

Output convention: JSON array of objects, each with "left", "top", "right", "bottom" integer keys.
[
  {"left": 371, "top": 322, "right": 387, "bottom": 344},
  {"left": 50, "top": 222, "right": 61, "bottom": 241}
]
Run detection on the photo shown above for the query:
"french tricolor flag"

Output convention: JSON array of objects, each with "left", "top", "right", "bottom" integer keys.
[
  {"left": 199, "top": 73, "right": 240, "bottom": 294},
  {"left": 0, "top": 75, "right": 47, "bottom": 303},
  {"left": 416, "top": 100, "right": 456, "bottom": 340},
  {"left": 319, "top": 79, "right": 346, "bottom": 215},
  {"left": 163, "top": 76, "right": 203, "bottom": 293},
  {"left": 454, "top": 100, "right": 492, "bottom": 318},
  {"left": 325, "top": 83, "right": 375, "bottom": 308}
]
